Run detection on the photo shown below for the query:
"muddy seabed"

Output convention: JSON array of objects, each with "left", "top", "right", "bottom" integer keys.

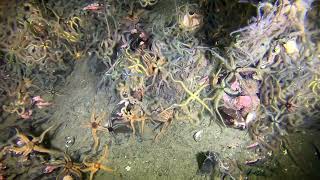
[
  {"left": 47, "top": 60, "right": 320, "bottom": 180},
  {"left": 49, "top": 59, "right": 249, "bottom": 179},
  {"left": 0, "top": 0, "right": 320, "bottom": 179}
]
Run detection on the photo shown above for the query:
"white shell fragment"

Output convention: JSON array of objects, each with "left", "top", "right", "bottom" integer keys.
[
  {"left": 62, "top": 175, "right": 74, "bottom": 180},
  {"left": 284, "top": 40, "right": 299, "bottom": 55},
  {"left": 193, "top": 130, "right": 203, "bottom": 142},
  {"left": 65, "top": 136, "right": 75, "bottom": 148},
  {"left": 125, "top": 166, "right": 131, "bottom": 171},
  {"left": 180, "top": 12, "right": 203, "bottom": 31},
  {"left": 245, "top": 111, "right": 257, "bottom": 125}
]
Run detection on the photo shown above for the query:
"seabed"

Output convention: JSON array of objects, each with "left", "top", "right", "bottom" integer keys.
[{"left": 0, "top": 0, "right": 319, "bottom": 179}]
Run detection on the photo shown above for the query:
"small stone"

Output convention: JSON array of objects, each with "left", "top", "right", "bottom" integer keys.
[
  {"left": 193, "top": 130, "right": 203, "bottom": 142},
  {"left": 125, "top": 166, "right": 131, "bottom": 171},
  {"left": 63, "top": 175, "right": 73, "bottom": 180},
  {"left": 65, "top": 136, "right": 75, "bottom": 148}
]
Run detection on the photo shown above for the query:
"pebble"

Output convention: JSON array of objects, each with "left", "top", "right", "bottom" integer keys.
[
  {"left": 193, "top": 130, "right": 203, "bottom": 142},
  {"left": 65, "top": 136, "right": 75, "bottom": 148},
  {"left": 125, "top": 166, "right": 131, "bottom": 171}
]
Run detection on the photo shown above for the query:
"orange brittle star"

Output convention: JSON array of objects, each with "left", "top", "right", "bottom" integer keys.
[
  {"left": 47, "top": 152, "right": 83, "bottom": 179},
  {"left": 122, "top": 107, "right": 148, "bottom": 137},
  {"left": 153, "top": 108, "right": 174, "bottom": 142},
  {"left": 2, "top": 126, "right": 58, "bottom": 160},
  {"left": 81, "top": 145, "right": 113, "bottom": 180},
  {"left": 82, "top": 108, "right": 108, "bottom": 151}
]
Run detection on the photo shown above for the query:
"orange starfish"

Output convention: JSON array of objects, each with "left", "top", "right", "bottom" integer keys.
[
  {"left": 122, "top": 106, "right": 148, "bottom": 137},
  {"left": 3, "top": 126, "right": 58, "bottom": 160},
  {"left": 46, "top": 152, "right": 83, "bottom": 179},
  {"left": 82, "top": 108, "right": 108, "bottom": 151},
  {"left": 81, "top": 145, "right": 113, "bottom": 180}
]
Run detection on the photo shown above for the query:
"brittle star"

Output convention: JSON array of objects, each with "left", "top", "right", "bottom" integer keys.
[
  {"left": 122, "top": 68, "right": 143, "bottom": 81},
  {"left": 125, "top": 48, "right": 149, "bottom": 76},
  {"left": 165, "top": 73, "right": 213, "bottom": 115}
]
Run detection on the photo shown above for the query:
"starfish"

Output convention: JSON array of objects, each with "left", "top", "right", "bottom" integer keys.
[
  {"left": 165, "top": 73, "right": 213, "bottom": 115},
  {"left": 122, "top": 107, "right": 148, "bottom": 137},
  {"left": 81, "top": 145, "right": 113, "bottom": 180},
  {"left": 46, "top": 152, "right": 83, "bottom": 179},
  {"left": 82, "top": 108, "right": 108, "bottom": 151},
  {"left": 3, "top": 126, "right": 58, "bottom": 160}
]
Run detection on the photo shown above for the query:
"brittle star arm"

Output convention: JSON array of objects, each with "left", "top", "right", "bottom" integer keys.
[
  {"left": 37, "top": 125, "right": 54, "bottom": 143},
  {"left": 168, "top": 73, "right": 213, "bottom": 115},
  {"left": 203, "top": 89, "right": 227, "bottom": 127}
]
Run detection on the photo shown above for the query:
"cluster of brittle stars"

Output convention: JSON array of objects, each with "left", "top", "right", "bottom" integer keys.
[{"left": 1, "top": 124, "right": 115, "bottom": 180}]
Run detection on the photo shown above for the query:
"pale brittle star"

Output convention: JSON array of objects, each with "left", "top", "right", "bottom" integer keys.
[{"left": 164, "top": 73, "right": 213, "bottom": 116}]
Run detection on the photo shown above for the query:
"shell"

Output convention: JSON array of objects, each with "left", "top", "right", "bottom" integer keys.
[
  {"left": 63, "top": 175, "right": 73, "bottom": 180},
  {"left": 284, "top": 40, "right": 299, "bottom": 55},
  {"left": 65, "top": 136, "right": 75, "bottom": 148},
  {"left": 245, "top": 111, "right": 257, "bottom": 125},
  {"left": 180, "top": 12, "right": 203, "bottom": 31},
  {"left": 193, "top": 130, "right": 203, "bottom": 142}
]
